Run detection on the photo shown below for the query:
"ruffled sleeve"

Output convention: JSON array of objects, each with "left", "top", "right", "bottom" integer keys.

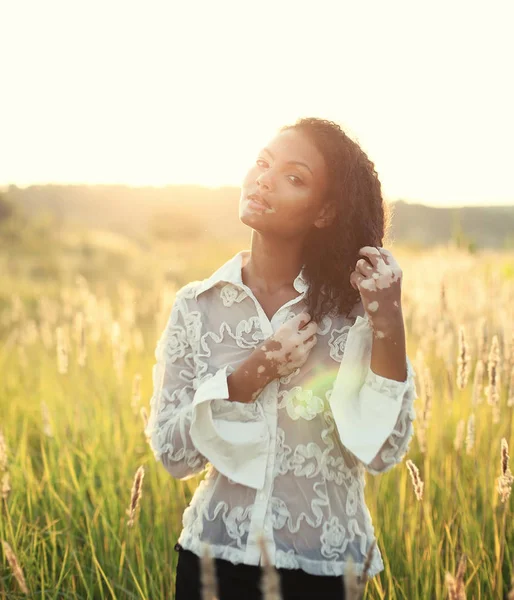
[
  {"left": 145, "top": 288, "right": 269, "bottom": 489},
  {"left": 328, "top": 314, "right": 418, "bottom": 474}
]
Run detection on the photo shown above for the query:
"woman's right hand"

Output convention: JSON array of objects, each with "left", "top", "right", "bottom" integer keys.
[{"left": 257, "top": 312, "right": 318, "bottom": 380}]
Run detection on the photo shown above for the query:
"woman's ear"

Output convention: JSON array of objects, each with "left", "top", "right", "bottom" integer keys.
[{"left": 313, "top": 203, "right": 337, "bottom": 229}]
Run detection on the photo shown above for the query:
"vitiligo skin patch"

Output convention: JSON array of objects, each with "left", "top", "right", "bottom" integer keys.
[
  {"left": 352, "top": 246, "right": 403, "bottom": 339},
  {"left": 242, "top": 314, "right": 318, "bottom": 401}
]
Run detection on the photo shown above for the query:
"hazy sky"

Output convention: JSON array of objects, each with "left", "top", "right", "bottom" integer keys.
[{"left": 1, "top": 0, "right": 513, "bottom": 207}]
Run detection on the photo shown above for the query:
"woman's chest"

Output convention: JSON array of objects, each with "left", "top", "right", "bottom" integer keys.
[{"left": 250, "top": 288, "right": 302, "bottom": 322}]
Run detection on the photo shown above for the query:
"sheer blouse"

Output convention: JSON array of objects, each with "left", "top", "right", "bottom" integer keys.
[{"left": 145, "top": 249, "right": 417, "bottom": 578}]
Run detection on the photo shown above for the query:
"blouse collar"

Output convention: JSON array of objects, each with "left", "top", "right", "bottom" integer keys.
[{"left": 194, "top": 249, "right": 308, "bottom": 299}]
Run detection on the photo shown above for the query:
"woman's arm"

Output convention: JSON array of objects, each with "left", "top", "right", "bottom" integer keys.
[
  {"left": 145, "top": 291, "right": 209, "bottom": 480},
  {"left": 227, "top": 346, "right": 276, "bottom": 404},
  {"left": 146, "top": 286, "right": 272, "bottom": 489}
]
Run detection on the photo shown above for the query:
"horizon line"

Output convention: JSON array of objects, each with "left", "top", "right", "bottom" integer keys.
[{"left": 1, "top": 182, "right": 512, "bottom": 210}]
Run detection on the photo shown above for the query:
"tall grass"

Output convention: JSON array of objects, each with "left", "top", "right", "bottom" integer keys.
[{"left": 1, "top": 245, "right": 514, "bottom": 598}]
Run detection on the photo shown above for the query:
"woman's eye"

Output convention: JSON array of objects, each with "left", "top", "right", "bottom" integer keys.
[{"left": 255, "top": 159, "right": 302, "bottom": 186}]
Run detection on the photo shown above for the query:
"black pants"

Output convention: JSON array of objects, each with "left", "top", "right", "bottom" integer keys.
[{"left": 174, "top": 543, "right": 346, "bottom": 600}]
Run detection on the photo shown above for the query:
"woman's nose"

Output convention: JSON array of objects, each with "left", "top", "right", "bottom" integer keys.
[{"left": 256, "top": 170, "right": 273, "bottom": 190}]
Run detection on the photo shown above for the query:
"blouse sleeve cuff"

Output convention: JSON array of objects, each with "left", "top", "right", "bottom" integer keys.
[
  {"left": 189, "top": 365, "right": 269, "bottom": 490},
  {"left": 336, "top": 357, "right": 416, "bottom": 465},
  {"left": 363, "top": 356, "right": 414, "bottom": 398}
]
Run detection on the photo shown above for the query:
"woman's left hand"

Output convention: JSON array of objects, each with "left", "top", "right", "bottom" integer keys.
[{"left": 349, "top": 246, "right": 403, "bottom": 333}]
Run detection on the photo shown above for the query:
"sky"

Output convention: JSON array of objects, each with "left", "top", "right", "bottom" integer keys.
[{"left": 1, "top": 0, "right": 513, "bottom": 208}]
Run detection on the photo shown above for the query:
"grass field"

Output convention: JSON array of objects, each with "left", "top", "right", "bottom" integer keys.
[{"left": 1, "top": 241, "right": 514, "bottom": 599}]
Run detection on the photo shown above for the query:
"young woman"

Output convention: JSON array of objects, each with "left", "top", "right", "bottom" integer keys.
[{"left": 145, "top": 117, "right": 418, "bottom": 600}]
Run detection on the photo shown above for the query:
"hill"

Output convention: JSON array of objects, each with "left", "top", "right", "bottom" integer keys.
[{"left": 3, "top": 184, "right": 514, "bottom": 249}]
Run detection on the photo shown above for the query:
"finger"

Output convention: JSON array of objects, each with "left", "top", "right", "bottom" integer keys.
[
  {"left": 296, "top": 311, "right": 310, "bottom": 321},
  {"left": 356, "top": 258, "right": 373, "bottom": 277},
  {"left": 304, "top": 335, "right": 318, "bottom": 348},
  {"left": 350, "top": 270, "right": 365, "bottom": 290},
  {"left": 301, "top": 321, "right": 318, "bottom": 336},
  {"left": 359, "top": 246, "right": 389, "bottom": 272},
  {"left": 372, "top": 247, "right": 389, "bottom": 265},
  {"left": 378, "top": 247, "right": 400, "bottom": 269},
  {"left": 297, "top": 312, "right": 311, "bottom": 328}
]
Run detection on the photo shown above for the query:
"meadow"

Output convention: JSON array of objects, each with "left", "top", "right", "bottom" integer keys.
[{"left": 1, "top": 231, "right": 514, "bottom": 598}]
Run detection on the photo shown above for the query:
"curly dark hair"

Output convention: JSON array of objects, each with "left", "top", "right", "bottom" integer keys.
[{"left": 278, "top": 117, "right": 394, "bottom": 325}]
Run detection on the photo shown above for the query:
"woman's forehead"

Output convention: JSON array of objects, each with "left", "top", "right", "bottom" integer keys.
[{"left": 264, "top": 129, "right": 327, "bottom": 174}]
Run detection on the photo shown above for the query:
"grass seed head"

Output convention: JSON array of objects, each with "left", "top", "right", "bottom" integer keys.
[
  {"left": 1, "top": 540, "right": 29, "bottom": 594},
  {"left": 126, "top": 465, "right": 145, "bottom": 527},
  {"left": 0, "top": 429, "right": 8, "bottom": 472},
  {"left": 1, "top": 472, "right": 11, "bottom": 500},
  {"left": 406, "top": 459, "right": 424, "bottom": 501},
  {"left": 497, "top": 438, "right": 514, "bottom": 503},
  {"left": 457, "top": 326, "right": 470, "bottom": 390}
]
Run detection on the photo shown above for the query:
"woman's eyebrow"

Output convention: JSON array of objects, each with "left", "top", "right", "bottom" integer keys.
[{"left": 261, "top": 147, "right": 313, "bottom": 175}]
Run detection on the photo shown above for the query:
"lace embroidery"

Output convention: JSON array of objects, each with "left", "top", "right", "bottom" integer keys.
[
  {"left": 147, "top": 250, "right": 417, "bottom": 579},
  {"left": 328, "top": 325, "right": 351, "bottom": 362},
  {"left": 220, "top": 284, "right": 247, "bottom": 307},
  {"left": 283, "top": 386, "right": 325, "bottom": 421}
]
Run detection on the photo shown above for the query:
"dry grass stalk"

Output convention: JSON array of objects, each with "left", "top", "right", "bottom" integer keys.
[
  {"left": 465, "top": 414, "right": 475, "bottom": 455},
  {"left": 471, "top": 359, "right": 484, "bottom": 407},
  {"left": 1, "top": 540, "right": 29, "bottom": 594},
  {"left": 344, "top": 538, "right": 376, "bottom": 599},
  {"left": 200, "top": 542, "right": 219, "bottom": 600},
  {"left": 257, "top": 534, "right": 282, "bottom": 600},
  {"left": 406, "top": 459, "right": 424, "bottom": 501},
  {"left": 344, "top": 555, "right": 364, "bottom": 600},
  {"left": 0, "top": 428, "right": 8, "bottom": 472},
  {"left": 486, "top": 336, "right": 501, "bottom": 416},
  {"left": 444, "top": 553, "right": 467, "bottom": 599},
  {"left": 457, "top": 326, "right": 470, "bottom": 390},
  {"left": 359, "top": 538, "right": 375, "bottom": 587},
  {"left": 497, "top": 438, "right": 514, "bottom": 503},
  {"left": 0, "top": 429, "right": 10, "bottom": 500},
  {"left": 454, "top": 419, "right": 465, "bottom": 452},
  {"left": 1, "top": 472, "right": 11, "bottom": 500},
  {"left": 126, "top": 465, "right": 145, "bottom": 527}
]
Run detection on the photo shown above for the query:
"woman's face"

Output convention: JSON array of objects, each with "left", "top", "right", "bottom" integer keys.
[{"left": 239, "top": 128, "right": 332, "bottom": 239}]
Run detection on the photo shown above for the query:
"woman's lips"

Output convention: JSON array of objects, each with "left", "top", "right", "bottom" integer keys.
[{"left": 247, "top": 197, "right": 268, "bottom": 211}]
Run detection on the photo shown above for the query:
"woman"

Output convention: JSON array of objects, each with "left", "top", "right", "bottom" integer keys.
[{"left": 145, "top": 117, "right": 418, "bottom": 600}]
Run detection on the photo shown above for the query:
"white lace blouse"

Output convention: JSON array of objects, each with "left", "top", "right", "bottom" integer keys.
[{"left": 145, "top": 249, "right": 417, "bottom": 579}]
